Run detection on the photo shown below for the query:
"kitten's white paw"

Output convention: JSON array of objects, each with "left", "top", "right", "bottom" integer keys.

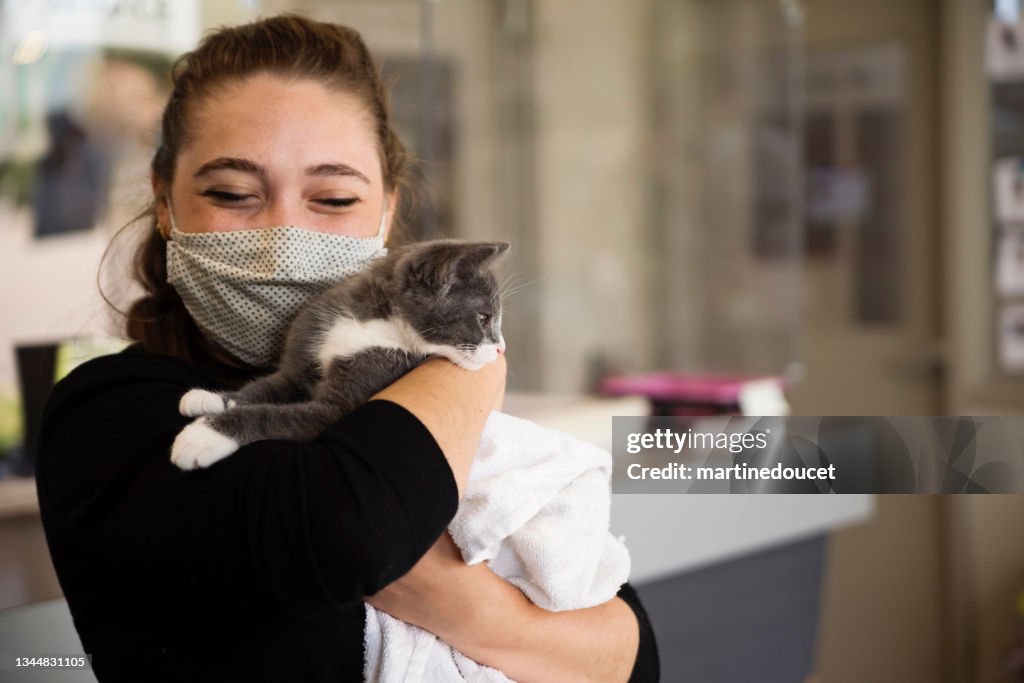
[
  {"left": 171, "top": 418, "right": 239, "bottom": 470},
  {"left": 180, "top": 389, "right": 228, "bottom": 417}
]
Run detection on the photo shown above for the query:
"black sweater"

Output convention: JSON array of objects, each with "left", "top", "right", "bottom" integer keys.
[{"left": 36, "top": 344, "right": 659, "bottom": 681}]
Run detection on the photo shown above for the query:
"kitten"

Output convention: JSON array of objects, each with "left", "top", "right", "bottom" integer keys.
[{"left": 170, "top": 239, "right": 509, "bottom": 470}]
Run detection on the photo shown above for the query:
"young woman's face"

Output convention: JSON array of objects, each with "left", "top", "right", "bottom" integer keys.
[{"left": 155, "top": 73, "right": 391, "bottom": 238}]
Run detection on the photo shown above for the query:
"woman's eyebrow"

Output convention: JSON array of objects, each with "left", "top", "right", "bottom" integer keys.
[
  {"left": 193, "top": 157, "right": 265, "bottom": 180},
  {"left": 192, "top": 158, "right": 370, "bottom": 185},
  {"left": 306, "top": 163, "right": 370, "bottom": 184}
]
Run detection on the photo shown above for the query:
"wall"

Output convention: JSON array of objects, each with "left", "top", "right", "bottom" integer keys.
[
  {"left": 0, "top": 205, "right": 121, "bottom": 395},
  {"left": 940, "top": 2, "right": 1024, "bottom": 678},
  {"left": 814, "top": 496, "right": 948, "bottom": 683},
  {"left": 531, "top": 0, "right": 658, "bottom": 391}
]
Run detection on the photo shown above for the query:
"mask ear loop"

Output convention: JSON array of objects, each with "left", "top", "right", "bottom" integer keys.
[
  {"left": 375, "top": 202, "right": 389, "bottom": 239},
  {"left": 158, "top": 198, "right": 178, "bottom": 241}
]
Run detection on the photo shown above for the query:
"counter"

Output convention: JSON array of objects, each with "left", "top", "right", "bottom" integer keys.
[
  {"left": 502, "top": 391, "right": 874, "bottom": 584},
  {"left": 0, "top": 392, "right": 872, "bottom": 682}
]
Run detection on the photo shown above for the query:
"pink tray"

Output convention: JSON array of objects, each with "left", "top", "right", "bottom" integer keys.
[{"left": 599, "top": 372, "right": 786, "bottom": 405}]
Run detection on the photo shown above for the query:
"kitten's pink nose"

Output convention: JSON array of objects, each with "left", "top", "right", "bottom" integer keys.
[{"left": 496, "top": 347, "right": 504, "bottom": 355}]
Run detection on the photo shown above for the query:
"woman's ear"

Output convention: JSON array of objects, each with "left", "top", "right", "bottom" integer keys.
[{"left": 152, "top": 175, "right": 170, "bottom": 235}]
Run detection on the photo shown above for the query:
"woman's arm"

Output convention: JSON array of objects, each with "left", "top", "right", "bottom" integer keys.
[
  {"left": 35, "top": 352, "right": 501, "bottom": 621},
  {"left": 371, "top": 354, "right": 506, "bottom": 496},
  {"left": 366, "top": 532, "right": 642, "bottom": 683}
]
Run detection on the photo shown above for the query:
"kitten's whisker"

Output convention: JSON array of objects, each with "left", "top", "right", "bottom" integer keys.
[
  {"left": 415, "top": 325, "right": 443, "bottom": 338},
  {"left": 501, "top": 280, "right": 544, "bottom": 299},
  {"left": 498, "top": 271, "right": 526, "bottom": 291},
  {"left": 498, "top": 274, "right": 547, "bottom": 300},
  {"left": 499, "top": 271, "right": 538, "bottom": 288},
  {"left": 494, "top": 274, "right": 522, "bottom": 300}
]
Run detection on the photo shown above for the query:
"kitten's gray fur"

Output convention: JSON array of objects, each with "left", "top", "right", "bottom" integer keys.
[{"left": 170, "top": 239, "right": 509, "bottom": 470}]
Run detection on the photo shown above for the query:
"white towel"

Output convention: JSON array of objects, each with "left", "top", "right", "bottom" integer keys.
[{"left": 362, "top": 410, "right": 631, "bottom": 682}]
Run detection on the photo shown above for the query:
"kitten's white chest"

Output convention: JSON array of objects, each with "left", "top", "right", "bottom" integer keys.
[{"left": 317, "top": 317, "right": 414, "bottom": 370}]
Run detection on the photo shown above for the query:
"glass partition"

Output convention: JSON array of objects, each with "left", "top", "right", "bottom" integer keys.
[{"left": 0, "top": 0, "right": 804, "bottom": 402}]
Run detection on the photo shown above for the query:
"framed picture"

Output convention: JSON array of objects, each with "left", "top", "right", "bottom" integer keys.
[
  {"left": 986, "top": 15, "right": 1024, "bottom": 81},
  {"left": 996, "top": 225, "right": 1024, "bottom": 295},
  {"left": 993, "top": 157, "right": 1024, "bottom": 222},
  {"left": 998, "top": 303, "right": 1024, "bottom": 373}
]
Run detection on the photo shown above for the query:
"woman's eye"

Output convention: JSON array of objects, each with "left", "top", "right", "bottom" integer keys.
[
  {"left": 477, "top": 313, "right": 491, "bottom": 325},
  {"left": 315, "top": 197, "right": 359, "bottom": 208},
  {"left": 202, "top": 190, "right": 254, "bottom": 203}
]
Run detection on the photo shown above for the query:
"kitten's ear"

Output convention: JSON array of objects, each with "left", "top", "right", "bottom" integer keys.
[
  {"left": 402, "top": 240, "right": 511, "bottom": 297},
  {"left": 454, "top": 241, "right": 511, "bottom": 277},
  {"left": 401, "top": 241, "right": 467, "bottom": 295},
  {"left": 483, "top": 241, "right": 512, "bottom": 260}
]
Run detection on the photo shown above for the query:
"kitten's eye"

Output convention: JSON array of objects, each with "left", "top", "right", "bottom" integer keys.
[{"left": 477, "top": 313, "right": 491, "bottom": 325}]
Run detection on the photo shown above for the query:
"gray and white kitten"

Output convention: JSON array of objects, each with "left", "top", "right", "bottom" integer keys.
[{"left": 170, "top": 239, "right": 509, "bottom": 470}]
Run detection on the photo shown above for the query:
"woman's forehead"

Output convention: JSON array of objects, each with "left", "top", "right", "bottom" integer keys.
[{"left": 180, "top": 74, "right": 382, "bottom": 183}]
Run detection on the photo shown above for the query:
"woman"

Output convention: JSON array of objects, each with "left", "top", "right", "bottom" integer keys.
[{"left": 36, "top": 14, "right": 659, "bottom": 682}]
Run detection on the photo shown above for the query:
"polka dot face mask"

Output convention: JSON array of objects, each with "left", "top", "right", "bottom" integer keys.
[{"left": 165, "top": 201, "right": 389, "bottom": 369}]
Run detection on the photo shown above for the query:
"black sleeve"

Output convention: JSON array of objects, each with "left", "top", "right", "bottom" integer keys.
[
  {"left": 617, "top": 582, "right": 661, "bottom": 682},
  {"left": 36, "top": 360, "right": 459, "bottom": 621}
]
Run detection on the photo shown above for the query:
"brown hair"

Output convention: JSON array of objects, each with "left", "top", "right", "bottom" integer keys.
[{"left": 114, "top": 14, "right": 412, "bottom": 376}]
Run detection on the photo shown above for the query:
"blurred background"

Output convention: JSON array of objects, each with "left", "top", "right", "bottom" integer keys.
[{"left": 1, "top": 1, "right": 1024, "bottom": 682}]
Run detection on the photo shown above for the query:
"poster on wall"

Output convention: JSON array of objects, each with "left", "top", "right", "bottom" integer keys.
[
  {"left": 0, "top": 0, "right": 199, "bottom": 236},
  {"left": 0, "top": 0, "right": 199, "bottom": 53},
  {"left": 999, "top": 304, "right": 1024, "bottom": 373},
  {"left": 987, "top": 15, "right": 1024, "bottom": 81},
  {"left": 993, "top": 157, "right": 1024, "bottom": 221},
  {"left": 996, "top": 225, "right": 1024, "bottom": 295}
]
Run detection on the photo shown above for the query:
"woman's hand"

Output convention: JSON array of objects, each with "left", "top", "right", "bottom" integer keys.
[{"left": 366, "top": 531, "right": 639, "bottom": 683}]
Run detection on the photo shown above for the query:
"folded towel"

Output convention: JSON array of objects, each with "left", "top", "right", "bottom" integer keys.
[{"left": 363, "top": 410, "right": 631, "bottom": 682}]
